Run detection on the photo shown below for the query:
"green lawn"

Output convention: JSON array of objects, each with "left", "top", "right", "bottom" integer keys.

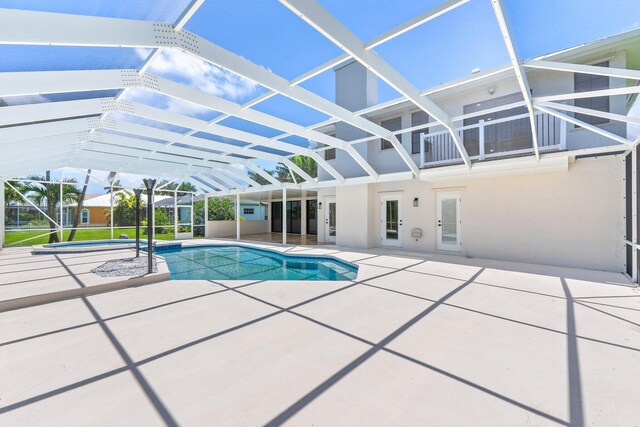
[{"left": 4, "top": 227, "right": 176, "bottom": 247}]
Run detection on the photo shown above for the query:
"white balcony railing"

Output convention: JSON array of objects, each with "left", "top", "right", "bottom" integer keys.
[{"left": 420, "top": 112, "right": 567, "bottom": 167}]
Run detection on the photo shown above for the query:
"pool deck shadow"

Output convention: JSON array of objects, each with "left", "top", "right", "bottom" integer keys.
[
  {"left": 0, "top": 249, "right": 169, "bottom": 312},
  {"left": 0, "top": 239, "right": 639, "bottom": 425}
]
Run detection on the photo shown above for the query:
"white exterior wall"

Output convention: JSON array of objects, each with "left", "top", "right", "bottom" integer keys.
[
  {"left": 321, "top": 156, "right": 623, "bottom": 272},
  {"left": 206, "top": 220, "right": 269, "bottom": 238}
]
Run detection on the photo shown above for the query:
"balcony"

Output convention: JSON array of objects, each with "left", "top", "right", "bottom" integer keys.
[{"left": 420, "top": 112, "right": 567, "bottom": 167}]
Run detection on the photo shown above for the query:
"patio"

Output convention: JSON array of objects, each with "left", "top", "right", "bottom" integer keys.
[{"left": 1, "top": 240, "right": 638, "bottom": 425}]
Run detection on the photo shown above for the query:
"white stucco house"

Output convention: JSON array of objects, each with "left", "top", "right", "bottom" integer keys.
[{"left": 303, "top": 29, "right": 640, "bottom": 275}]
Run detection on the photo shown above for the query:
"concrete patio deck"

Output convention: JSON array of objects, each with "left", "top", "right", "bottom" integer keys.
[{"left": 0, "top": 240, "right": 639, "bottom": 425}]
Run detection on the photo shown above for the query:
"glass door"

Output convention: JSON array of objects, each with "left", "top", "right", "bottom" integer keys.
[
  {"left": 436, "top": 192, "right": 461, "bottom": 251},
  {"left": 287, "top": 201, "right": 302, "bottom": 234},
  {"left": 306, "top": 200, "right": 317, "bottom": 235},
  {"left": 381, "top": 195, "right": 402, "bottom": 247},
  {"left": 271, "top": 202, "right": 282, "bottom": 232},
  {"left": 324, "top": 197, "right": 336, "bottom": 242}
]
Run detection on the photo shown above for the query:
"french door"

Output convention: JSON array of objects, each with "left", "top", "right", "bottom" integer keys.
[
  {"left": 381, "top": 195, "right": 402, "bottom": 247},
  {"left": 436, "top": 192, "right": 461, "bottom": 251},
  {"left": 324, "top": 197, "right": 336, "bottom": 242}
]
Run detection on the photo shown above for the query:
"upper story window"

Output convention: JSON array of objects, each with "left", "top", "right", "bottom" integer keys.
[
  {"left": 574, "top": 61, "right": 609, "bottom": 125},
  {"left": 380, "top": 117, "right": 401, "bottom": 150},
  {"left": 411, "top": 111, "right": 429, "bottom": 154},
  {"left": 324, "top": 133, "right": 336, "bottom": 160},
  {"left": 81, "top": 208, "right": 89, "bottom": 224},
  {"left": 243, "top": 208, "right": 254, "bottom": 215},
  {"left": 325, "top": 147, "right": 336, "bottom": 160}
]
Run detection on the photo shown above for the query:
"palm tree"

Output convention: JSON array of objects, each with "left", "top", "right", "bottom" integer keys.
[
  {"left": 104, "top": 179, "right": 121, "bottom": 193},
  {"left": 4, "top": 180, "right": 29, "bottom": 204},
  {"left": 27, "top": 172, "right": 80, "bottom": 243},
  {"left": 3, "top": 180, "right": 29, "bottom": 227},
  {"left": 247, "top": 170, "right": 274, "bottom": 185},
  {"left": 154, "top": 180, "right": 198, "bottom": 195},
  {"left": 68, "top": 169, "right": 91, "bottom": 241},
  {"left": 274, "top": 155, "right": 317, "bottom": 183}
]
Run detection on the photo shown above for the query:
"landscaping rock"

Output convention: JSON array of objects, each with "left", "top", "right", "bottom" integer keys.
[{"left": 91, "top": 257, "right": 157, "bottom": 277}]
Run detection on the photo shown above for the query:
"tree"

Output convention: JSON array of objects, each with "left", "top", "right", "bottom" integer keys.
[
  {"left": 4, "top": 181, "right": 29, "bottom": 204},
  {"left": 26, "top": 172, "right": 80, "bottom": 243},
  {"left": 247, "top": 170, "right": 273, "bottom": 186},
  {"left": 108, "top": 191, "right": 146, "bottom": 227},
  {"left": 104, "top": 179, "right": 121, "bottom": 193},
  {"left": 153, "top": 180, "right": 198, "bottom": 196},
  {"left": 274, "top": 155, "right": 317, "bottom": 183},
  {"left": 3, "top": 181, "right": 30, "bottom": 227},
  {"left": 154, "top": 208, "right": 172, "bottom": 234},
  {"left": 67, "top": 169, "right": 91, "bottom": 241},
  {"left": 208, "top": 197, "right": 236, "bottom": 221}
]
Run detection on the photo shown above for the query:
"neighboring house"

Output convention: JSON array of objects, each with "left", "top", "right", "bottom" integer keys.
[
  {"left": 238, "top": 200, "right": 268, "bottom": 221},
  {"left": 68, "top": 192, "right": 171, "bottom": 227},
  {"left": 304, "top": 29, "right": 640, "bottom": 273}
]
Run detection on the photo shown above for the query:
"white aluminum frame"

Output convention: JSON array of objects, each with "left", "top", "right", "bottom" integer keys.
[{"left": 0, "top": 0, "right": 638, "bottom": 263}]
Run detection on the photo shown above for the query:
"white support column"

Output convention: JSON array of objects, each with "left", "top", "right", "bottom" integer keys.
[
  {"left": 59, "top": 171, "right": 64, "bottom": 241},
  {"left": 109, "top": 183, "right": 114, "bottom": 240},
  {"left": 152, "top": 189, "right": 156, "bottom": 239},
  {"left": 479, "top": 119, "right": 485, "bottom": 160},
  {"left": 490, "top": 0, "right": 540, "bottom": 160},
  {"left": 282, "top": 187, "right": 287, "bottom": 245},
  {"left": 236, "top": 193, "right": 240, "bottom": 241},
  {"left": 301, "top": 198, "right": 307, "bottom": 235},
  {"left": 633, "top": 149, "right": 637, "bottom": 283},
  {"left": 560, "top": 119, "right": 567, "bottom": 150},
  {"left": 0, "top": 180, "right": 4, "bottom": 249},
  {"left": 174, "top": 190, "right": 178, "bottom": 237},
  {"left": 204, "top": 193, "right": 209, "bottom": 239},
  {"left": 420, "top": 132, "right": 426, "bottom": 167}
]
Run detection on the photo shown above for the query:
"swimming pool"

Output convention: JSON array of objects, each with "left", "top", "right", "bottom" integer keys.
[{"left": 162, "top": 245, "right": 358, "bottom": 281}]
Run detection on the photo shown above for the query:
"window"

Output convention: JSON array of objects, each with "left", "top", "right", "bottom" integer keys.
[
  {"left": 80, "top": 208, "right": 89, "bottom": 224},
  {"left": 411, "top": 111, "right": 429, "bottom": 154},
  {"left": 243, "top": 208, "right": 254, "bottom": 215},
  {"left": 574, "top": 61, "right": 609, "bottom": 125},
  {"left": 380, "top": 117, "right": 401, "bottom": 150},
  {"left": 325, "top": 147, "right": 336, "bottom": 160}
]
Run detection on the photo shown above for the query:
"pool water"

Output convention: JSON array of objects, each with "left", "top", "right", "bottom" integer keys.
[{"left": 162, "top": 245, "right": 358, "bottom": 281}]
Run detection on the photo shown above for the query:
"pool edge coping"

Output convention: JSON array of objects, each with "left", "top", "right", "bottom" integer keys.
[{"left": 0, "top": 259, "right": 171, "bottom": 313}]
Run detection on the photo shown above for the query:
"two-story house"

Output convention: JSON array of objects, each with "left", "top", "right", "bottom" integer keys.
[{"left": 312, "top": 28, "right": 639, "bottom": 274}]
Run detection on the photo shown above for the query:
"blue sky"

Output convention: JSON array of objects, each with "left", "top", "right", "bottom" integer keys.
[{"left": 1, "top": 0, "right": 638, "bottom": 191}]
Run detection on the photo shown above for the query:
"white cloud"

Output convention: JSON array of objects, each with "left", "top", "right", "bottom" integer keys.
[
  {"left": 137, "top": 48, "right": 261, "bottom": 101},
  {"left": 124, "top": 87, "right": 213, "bottom": 119}
]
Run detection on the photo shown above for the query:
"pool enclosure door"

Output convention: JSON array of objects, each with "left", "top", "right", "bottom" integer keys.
[
  {"left": 324, "top": 197, "right": 336, "bottom": 242},
  {"left": 175, "top": 194, "right": 193, "bottom": 240},
  {"left": 436, "top": 192, "right": 461, "bottom": 251},
  {"left": 380, "top": 194, "right": 403, "bottom": 247}
]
